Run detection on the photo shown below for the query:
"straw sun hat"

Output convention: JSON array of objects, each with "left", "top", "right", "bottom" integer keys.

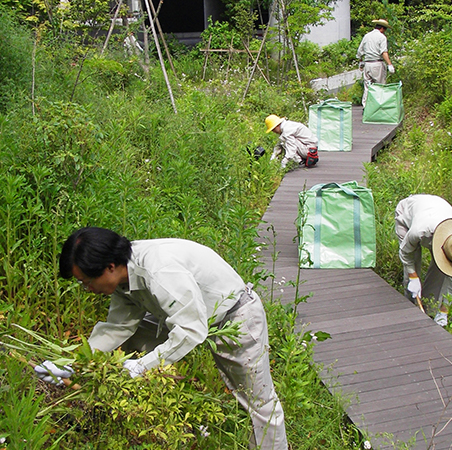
[
  {"left": 372, "top": 19, "right": 391, "bottom": 28},
  {"left": 432, "top": 218, "right": 452, "bottom": 277}
]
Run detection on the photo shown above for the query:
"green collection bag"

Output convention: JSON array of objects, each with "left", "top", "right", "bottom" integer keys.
[
  {"left": 363, "top": 81, "right": 404, "bottom": 125},
  {"left": 297, "top": 181, "right": 376, "bottom": 269},
  {"left": 308, "top": 99, "right": 352, "bottom": 152}
]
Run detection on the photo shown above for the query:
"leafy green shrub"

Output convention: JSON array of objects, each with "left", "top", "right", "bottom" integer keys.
[
  {"left": 397, "top": 28, "right": 452, "bottom": 106},
  {"left": 200, "top": 17, "right": 242, "bottom": 49},
  {"left": 320, "top": 38, "right": 360, "bottom": 74},
  {"left": 436, "top": 96, "right": 452, "bottom": 126},
  {"left": 0, "top": 8, "right": 33, "bottom": 111},
  {"left": 83, "top": 56, "right": 133, "bottom": 92},
  {"left": 30, "top": 100, "right": 104, "bottom": 191}
]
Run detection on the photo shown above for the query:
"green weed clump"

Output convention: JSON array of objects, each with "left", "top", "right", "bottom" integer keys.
[
  {"left": 0, "top": 8, "right": 33, "bottom": 111},
  {"left": 1, "top": 294, "right": 365, "bottom": 450}
]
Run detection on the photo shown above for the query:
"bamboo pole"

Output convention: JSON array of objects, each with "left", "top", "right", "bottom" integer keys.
[
  {"left": 101, "top": 0, "right": 123, "bottom": 55},
  {"left": 279, "top": 0, "right": 301, "bottom": 85},
  {"left": 279, "top": 0, "right": 307, "bottom": 114},
  {"left": 202, "top": 34, "right": 212, "bottom": 81},
  {"left": 147, "top": 0, "right": 177, "bottom": 79},
  {"left": 226, "top": 36, "right": 234, "bottom": 81},
  {"left": 241, "top": 2, "right": 275, "bottom": 104},
  {"left": 242, "top": 39, "right": 270, "bottom": 84},
  {"left": 143, "top": 0, "right": 177, "bottom": 114}
]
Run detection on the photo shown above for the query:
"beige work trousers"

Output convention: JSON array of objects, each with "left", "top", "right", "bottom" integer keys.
[
  {"left": 122, "top": 290, "right": 288, "bottom": 450},
  {"left": 362, "top": 61, "right": 387, "bottom": 107}
]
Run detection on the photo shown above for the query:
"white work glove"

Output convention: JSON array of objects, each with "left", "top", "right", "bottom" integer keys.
[
  {"left": 123, "top": 359, "right": 146, "bottom": 378},
  {"left": 34, "top": 360, "right": 74, "bottom": 385},
  {"left": 388, "top": 64, "right": 395, "bottom": 74},
  {"left": 407, "top": 277, "right": 422, "bottom": 299},
  {"left": 434, "top": 312, "right": 448, "bottom": 327}
]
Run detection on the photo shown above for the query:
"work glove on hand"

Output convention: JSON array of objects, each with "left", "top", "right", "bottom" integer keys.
[
  {"left": 434, "top": 312, "right": 448, "bottom": 327},
  {"left": 388, "top": 64, "right": 395, "bottom": 74},
  {"left": 407, "top": 277, "right": 422, "bottom": 299},
  {"left": 359, "top": 61, "right": 365, "bottom": 71},
  {"left": 123, "top": 359, "right": 146, "bottom": 378},
  {"left": 34, "top": 360, "right": 74, "bottom": 385}
]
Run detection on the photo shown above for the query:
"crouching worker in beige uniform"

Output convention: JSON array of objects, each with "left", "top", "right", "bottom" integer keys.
[
  {"left": 265, "top": 114, "right": 318, "bottom": 168},
  {"left": 395, "top": 195, "right": 452, "bottom": 327},
  {"left": 34, "top": 227, "right": 288, "bottom": 450}
]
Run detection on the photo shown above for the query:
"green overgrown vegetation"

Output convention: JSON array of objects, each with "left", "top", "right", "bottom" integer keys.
[{"left": 1, "top": 0, "right": 452, "bottom": 448}]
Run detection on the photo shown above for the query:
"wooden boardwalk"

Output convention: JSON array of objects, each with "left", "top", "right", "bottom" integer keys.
[{"left": 258, "top": 106, "right": 452, "bottom": 449}]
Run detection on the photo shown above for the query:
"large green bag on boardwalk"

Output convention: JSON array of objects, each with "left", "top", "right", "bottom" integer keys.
[
  {"left": 363, "top": 81, "right": 404, "bottom": 125},
  {"left": 308, "top": 99, "right": 353, "bottom": 151},
  {"left": 297, "top": 181, "right": 376, "bottom": 269}
]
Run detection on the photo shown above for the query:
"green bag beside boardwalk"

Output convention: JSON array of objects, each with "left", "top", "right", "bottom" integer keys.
[
  {"left": 308, "top": 99, "right": 352, "bottom": 152},
  {"left": 297, "top": 181, "right": 376, "bottom": 269},
  {"left": 363, "top": 81, "right": 404, "bottom": 125}
]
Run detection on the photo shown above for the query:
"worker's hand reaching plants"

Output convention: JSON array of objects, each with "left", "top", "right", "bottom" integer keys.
[
  {"left": 123, "top": 358, "right": 146, "bottom": 378},
  {"left": 34, "top": 360, "right": 74, "bottom": 385},
  {"left": 388, "top": 64, "right": 395, "bottom": 74},
  {"left": 407, "top": 276, "right": 422, "bottom": 298}
]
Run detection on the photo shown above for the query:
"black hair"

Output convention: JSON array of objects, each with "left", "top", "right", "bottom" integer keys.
[
  {"left": 375, "top": 24, "right": 387, "bottom": 30},
  {"left": 59, "top": 227, "right": 132, "bottom": 279}
]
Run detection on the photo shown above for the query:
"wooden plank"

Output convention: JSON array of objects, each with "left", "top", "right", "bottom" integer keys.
[{"left": 258, "top": 106, "right": 452, "bottom": 449}]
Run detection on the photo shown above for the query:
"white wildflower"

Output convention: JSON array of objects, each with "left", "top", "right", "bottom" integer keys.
[{"left": 364, "top": 440, "right": 372, "bottom": 449}]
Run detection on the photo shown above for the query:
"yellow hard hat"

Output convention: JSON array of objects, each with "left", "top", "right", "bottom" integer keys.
[{"left": 265, "top": 114, "right": 284, "bottom": 133}]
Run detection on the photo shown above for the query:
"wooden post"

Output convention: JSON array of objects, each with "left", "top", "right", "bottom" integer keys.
[{"left": 143, "top": 0, "right": 177, "bottom": 114}]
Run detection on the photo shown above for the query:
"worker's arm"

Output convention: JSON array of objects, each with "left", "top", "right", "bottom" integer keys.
[
  {"left": 382, "top": 51, "right": 395, "bottom": 72},
  {"left": 399, "top": 232, "right": 422, "bottom": 298},
  {"left": 88, "top": 292, "right": 146, "bottom": 352},
  {"left": 270, "top": 143, "right": 283, "bottom": 160}
]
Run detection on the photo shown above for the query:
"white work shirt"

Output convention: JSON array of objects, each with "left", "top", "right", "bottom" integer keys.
[
  {"left": 397, "top": 194, "right": 452, "bottom": 273},
  {"left": 271, "top": 119, "right": 318, "bottom": 165},
  {"left": 88, "top": 239, "right": 246, "bottom": 369},
  {"left": 357, "top": 29, "right": 388, "bottom": 62}
]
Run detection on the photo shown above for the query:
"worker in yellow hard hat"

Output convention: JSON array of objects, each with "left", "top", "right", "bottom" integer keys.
[{"left": 265, "top": 114, "right": 318, "bottom": 168}]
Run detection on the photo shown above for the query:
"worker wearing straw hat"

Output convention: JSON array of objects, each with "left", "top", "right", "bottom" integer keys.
[
  {"left": 395, "top": 194, "right": 452, "bottom": 326},
  {"left": 357, "top": 19, "right": 395, "bottom": 107}
]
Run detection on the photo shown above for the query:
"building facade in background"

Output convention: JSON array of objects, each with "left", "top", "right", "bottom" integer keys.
[{"left": 126, "top": 0, "right": 350, "bottom": 47}]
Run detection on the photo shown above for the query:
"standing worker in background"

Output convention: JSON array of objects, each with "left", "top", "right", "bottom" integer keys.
[
  {"left": 34, "top": 227, "right": 288, "bottom": 450},
  {"left": 265, "top": 114, "right": 319, "bottom": 168},
  {"left": 395, "top": 194, "right": 452, "bottom": 327},
  {"left": 357, "top": 19, "right": 395, "bottom": 107}
]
